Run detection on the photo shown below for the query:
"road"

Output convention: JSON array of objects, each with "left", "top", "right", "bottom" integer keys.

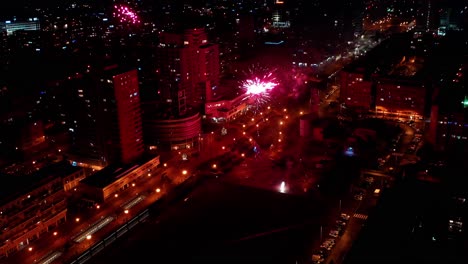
[{"left": 86, "top": 178, "right": 347, "bottom": 264}]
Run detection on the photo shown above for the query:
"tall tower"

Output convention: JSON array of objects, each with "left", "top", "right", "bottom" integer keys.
[
  {"left": 157, "top": 28, "right": 220, "bottom": 116},
  {"left": 67, "top": 66, "right": 144, "bottom": 167},
  {"left": 111, "top": 68, "right": 144, "bottom": 164}
]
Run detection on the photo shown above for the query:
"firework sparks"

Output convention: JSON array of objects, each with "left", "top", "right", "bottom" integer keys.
[
  {"left": 113, "top": 4, "right": 140, "bottom": 25},
  {"left": 242, "top": 69, "right": 278, "bottom": 95},
  {"left": 241, "top": 71, "right": 278, "bottom": 110},
  {"left": 243, "top": 75, "right": 278, "bottom": 95}
]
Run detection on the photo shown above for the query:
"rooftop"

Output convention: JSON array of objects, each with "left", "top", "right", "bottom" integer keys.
[
  {"left": 0, "top": 160, "right": 81, "bottom": 205},
  {"left": 81, "top": 154, "right": 159, "bottom": 188}
]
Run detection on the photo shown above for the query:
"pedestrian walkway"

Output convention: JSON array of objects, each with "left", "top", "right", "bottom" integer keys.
[{"left": 353, "top": 213, "right": 368, "bottom": 220}]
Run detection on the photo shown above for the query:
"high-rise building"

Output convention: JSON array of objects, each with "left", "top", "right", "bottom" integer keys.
[
  {"left": 415, "top": 0, "right": 436, "bottom": 31},
  {"left": 156, "top": 28, "right": 220, "bottom": 116},
  {"left": 67, "top": 66, "right": 144, "bottom": 168}
]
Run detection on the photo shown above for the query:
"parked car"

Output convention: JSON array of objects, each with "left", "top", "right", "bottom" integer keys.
[{"left": 340, "top": 213, "right": 350, "bottom": 221}]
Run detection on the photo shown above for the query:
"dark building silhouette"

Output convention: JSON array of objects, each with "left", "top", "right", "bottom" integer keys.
[{"left": 67, "top": 65, "right": 144, "bottom": 168}]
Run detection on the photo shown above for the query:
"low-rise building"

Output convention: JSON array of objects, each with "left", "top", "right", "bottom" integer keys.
[
  {"left": 205, "top": 93, "right": 250, "bottom": 122},
  {"left": 0, "top": 161, "right": 82, "bottom": 258},
  {"left": 78, "top": 155, "right": 160, "bottom": 202}
]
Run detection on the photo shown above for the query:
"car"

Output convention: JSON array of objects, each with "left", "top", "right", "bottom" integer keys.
[
  {"left": 336, "top": 220, "right": 347, "bottom": 226},
  {"left": 340, "top": 213, "right": 350, "bottom": 221},
  {"left": 329, "top": 230, "right": 339, "bottom": 238},
  {"left": 335, "top": 225, "right": 345, "bottom": 235},
  {"left": 312, "top": 254, "right": 325, "bottom": 264},
  {"left": 354, "top": 194, "right": 363, "bottom": 200}
]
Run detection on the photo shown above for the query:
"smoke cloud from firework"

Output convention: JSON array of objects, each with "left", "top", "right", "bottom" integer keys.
[{"left": 113, "top": 4, "right": 140, "bottom": 25}]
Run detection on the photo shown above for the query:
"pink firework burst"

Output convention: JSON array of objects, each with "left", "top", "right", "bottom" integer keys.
[
  {"left": 242, "top": 71, "right": 278, "bottom": 111},
  {"left": 113, "top": 4, "right": 140, "bottom": 25},
  {"left": 242, "top": 73, "right": 278, "bottom": 95}
]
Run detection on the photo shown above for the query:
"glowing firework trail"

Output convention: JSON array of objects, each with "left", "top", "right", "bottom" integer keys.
[{"left": 113, "top": 4, "right": 140, "bottom": 25}]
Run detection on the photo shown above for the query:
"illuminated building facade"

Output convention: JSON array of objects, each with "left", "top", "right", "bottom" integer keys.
[
  {"left": 340, "top": 68, "right": 373, "bottom": 111},
  {"left": 340, "top": 35, "right": 431, "bottom": 120},
  {"left": 205, "top": 94, "right": 250, "bottom": 122},
  {"left": 0, "top": 161, "right": 84, "bottom": 258},
  {"left": 157, "top": 28, "right": 220, "bottom": 116},
  {"left": 375, "top": 78, "right": 427, "bottom": 119},
  {"left": 79, "top": 155, "right": 160, "bottom": 202},
  {"left": 0, "top": 18, "right": 40, "bottom": 36},
  {"left": 143, "top": 108, "right": 202, "bottom": 151}
]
